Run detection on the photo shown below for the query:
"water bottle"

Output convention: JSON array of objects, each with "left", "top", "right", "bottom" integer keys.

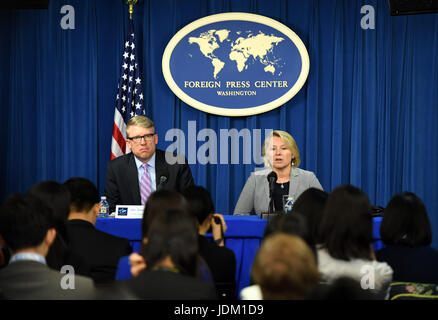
[{"left": 99, "top": 196, "right": 109, "bottom": 218}]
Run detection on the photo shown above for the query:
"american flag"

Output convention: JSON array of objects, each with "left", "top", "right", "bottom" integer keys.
[{"left": 111, "top": 20, "right": 145, "bottom": 159}]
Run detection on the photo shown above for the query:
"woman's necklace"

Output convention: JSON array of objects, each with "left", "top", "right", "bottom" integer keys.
[{"left": 276, "top": 166, "right": 291, "bottom": 189}]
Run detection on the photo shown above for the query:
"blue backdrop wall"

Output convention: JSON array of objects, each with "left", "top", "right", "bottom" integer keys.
[{"left": 1, "top": 0, "right": 438, "bottom": 247}]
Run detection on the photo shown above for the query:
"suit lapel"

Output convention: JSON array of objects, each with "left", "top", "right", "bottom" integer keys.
[
  {"left": 289, "top": 167, "right": 299, "bottom": 197},
  {"left": 263, "top": 171, "right": 270, "bottom": 204},
  {"left": 256, "top": 169, "right": 271, "bottom": 209},
  {"left": 127, "top": 153, "right": 141, "bottom": 204}
]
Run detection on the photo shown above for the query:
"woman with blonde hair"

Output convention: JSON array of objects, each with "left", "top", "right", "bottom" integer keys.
[{"left": 234, "top": 130, "right": 322, "bottom": 215}]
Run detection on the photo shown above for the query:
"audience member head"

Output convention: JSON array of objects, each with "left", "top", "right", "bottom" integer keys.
[
  {"left": 28, "top": 180, "right": 72, "bottom": 270},
  {"left": 252, "top": 233, "right": 320, "bottom": 300},
  {"left": 27, "top": 180, "right": 71, "bottom": 236},
  {"left": 143, "top": 208, "right": 198, "bottom": 277},
  {"left": 63, "top": 177, "right": 100, "bottom": 224},
  {"left": 0, "top": 193, "right": 56, "bottom": 256},
  {"left": 291, "top": 188, "right": 328, "bottom": 244},
  {"left": 182, "top": 185, "right": 215, "bottom": 228},
  {"left": 142, "top": 189, "right": 188, "bottom": 238},
  {"left": 319, "top": 185, "right": 373, "bottom": 261},
  {"left": 380, "top": 192, "right": 432, "bottom": 247},
  {"left": 263, "top": 212, "right": 315, "bottom": 255}
]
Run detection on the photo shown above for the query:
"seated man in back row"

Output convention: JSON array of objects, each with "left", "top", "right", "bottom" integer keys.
[{"left": 104, "top": 115, "right": 194, "bottom": 213}]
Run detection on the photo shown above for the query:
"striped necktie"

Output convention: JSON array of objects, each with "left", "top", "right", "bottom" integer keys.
[{"left": 140, "top": 163, "right": 152, "bottom": 205}]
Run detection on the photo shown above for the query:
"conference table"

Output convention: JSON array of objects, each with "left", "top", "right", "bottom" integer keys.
[{"left": 96, "top": 215, "right": 383, "bottom": 295}]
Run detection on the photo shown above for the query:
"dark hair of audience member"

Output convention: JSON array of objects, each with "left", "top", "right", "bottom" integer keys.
[
  {"left": 27, "top": 181, "right": 71, "bottom": 270},
  {"left": 291, "top": 187, "right": 328, "bottom": 244},
  {"left": 143, "top": 208, "right": 199, "bottom": 277},
  {"left": 319, "top": 185, "right": 373, "bottom": 261},
  {"left": 0, "top": 235, "right": 10, "bottom": 269},
  {"left": 252, "top": 233, "right": 320, "bottom": 300},
  {"left": 306, "top": 276, "right": 378, "bottom": 300},
  {"left": 63, "top": 177, "right": 100, "bottom": 212},
  {"left": 27, "top": 181, "right": 71, "bottom": 239},
  {"left": 182, "top": 185, "right": 215, "bottom": 225},
  {"left": 263, "top": 212, "right": 316, "bottom": 259},
  {"left": 380, "top": 192, "right": 432, "bottom": 247},
  {"left": 0, "top": 193, "right": 56, "bottom": 252},
  {"left": 141, "top": 189, "right": 188, "bottom": 238}
]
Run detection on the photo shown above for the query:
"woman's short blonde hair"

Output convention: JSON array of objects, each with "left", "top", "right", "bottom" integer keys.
[
  {"left": 126, "top": 116, "right": 155, "bottom": 137},
  {"left": 262, "top": 130, "right": 301, "bottom": 168}
]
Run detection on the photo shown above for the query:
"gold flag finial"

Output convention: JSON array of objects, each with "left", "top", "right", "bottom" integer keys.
[{"left": 126, "top": 0, "right": 138, "bottom": 20}]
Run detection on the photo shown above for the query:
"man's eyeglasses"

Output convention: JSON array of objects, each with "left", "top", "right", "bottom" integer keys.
[{"left": 127, "top": 134, "right": 155, "bottom": 143}]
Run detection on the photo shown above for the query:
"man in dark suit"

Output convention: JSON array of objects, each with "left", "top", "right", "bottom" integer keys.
[
  {"left": 0, "top": 193, "right": 96, "bottom": 299},
  {"left": 64, "top": 177, "right": 133, "bottom": 285},
  {"left": 182, "top": 186, "right": 237, "bottom": 300},
  {"left": 104, "top": 115, "right": 194, "bottom": 213}
]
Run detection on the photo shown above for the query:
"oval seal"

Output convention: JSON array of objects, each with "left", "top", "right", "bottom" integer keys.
[{"left": 162, "top": 12, "right": 309, "bottom": 117}]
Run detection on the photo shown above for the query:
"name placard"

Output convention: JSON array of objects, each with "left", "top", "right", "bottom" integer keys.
[{"left": 115, "top": 205, "right": 144, "bottom": 219}]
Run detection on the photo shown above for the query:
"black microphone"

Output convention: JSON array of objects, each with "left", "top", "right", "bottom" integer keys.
[
  {"left": 267, "top": 171, "right": 277, "bottom": 213},
  {"left": 157, "top": 174, "right": 168, "bottom": 190},
  {"left": 213, "top": 216, "right": 224, "bottom": 242},
  {"left": 267, "top": 171, "right": 277, "bottom": 198}
]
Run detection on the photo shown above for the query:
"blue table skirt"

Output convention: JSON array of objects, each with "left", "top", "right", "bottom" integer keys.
[{"left": 96, "top": 215, "right": 383, "bottom": 295}]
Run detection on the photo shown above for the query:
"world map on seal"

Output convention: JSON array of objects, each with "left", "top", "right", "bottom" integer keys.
[{"left": 188, "top": 29, "right": 285, "bottom": 79}]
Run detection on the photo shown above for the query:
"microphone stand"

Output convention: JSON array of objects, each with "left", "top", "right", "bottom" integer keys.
[
  {"left": 268, "top": 197, "right": 275, "bottom": 215},
  {"left": 264, "top": 171, "right": 277, "bottom": 219}
]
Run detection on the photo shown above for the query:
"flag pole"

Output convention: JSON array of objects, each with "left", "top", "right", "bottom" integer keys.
[{"left": 126, "top": 0, "right": 138, "bottom": 20}]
